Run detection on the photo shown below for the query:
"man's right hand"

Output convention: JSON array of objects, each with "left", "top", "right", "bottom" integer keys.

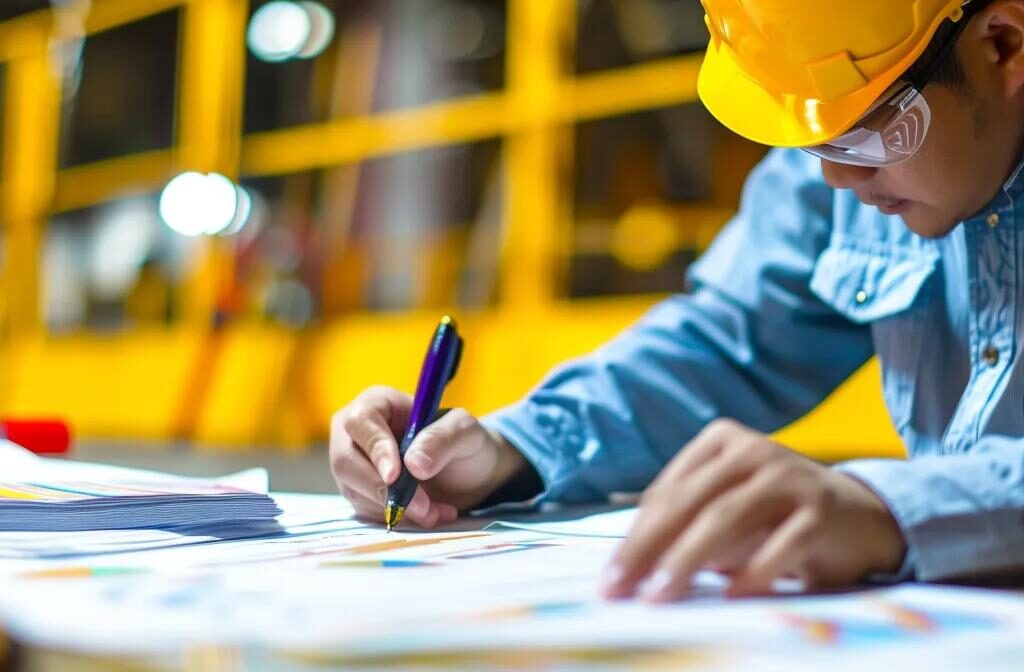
[{"left": 329, "top": 386, "right": 526, "bottom": 528}]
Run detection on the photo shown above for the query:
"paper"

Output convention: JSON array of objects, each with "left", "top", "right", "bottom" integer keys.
[
  {"left": 0, "top": 493, "right": 360, "bottom": 560},
  {"left": 0, "top": 444, "right": 280, "bottom": 536},
  {"left": 1, "top": 486, "right": 1023, "bottom": 670},
  {"left": 488, "top": 506, "right": 638, "bottom": 538},
  {"left": 1, "top": 493, "right": 1023, "bottom": 665}
]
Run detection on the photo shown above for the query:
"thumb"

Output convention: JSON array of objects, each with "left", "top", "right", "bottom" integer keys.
[{"left": 403, "top": 408, "right": 481, "bottom": 480}]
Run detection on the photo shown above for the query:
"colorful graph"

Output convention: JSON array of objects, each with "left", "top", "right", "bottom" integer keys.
[
  {"left": 779, "top": 598, "right": 999, "bottom": 647},
  {"left": 444, "top": 541, "right": 563, "bottom": 560},
  {"left": 469, "top": 601, "right": 589, "bottom": 621},
  {"left": 19, "top": 566, "right": 148, "bottom": 580},
  {"left": 321, "top": 559, "right": 439, "bottom": 569}
]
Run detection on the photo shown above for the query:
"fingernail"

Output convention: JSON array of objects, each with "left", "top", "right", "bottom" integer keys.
[
  {"left": 639, "top": 569, "right": 676, "bottom": 603},
  {"left": 598, "top": 565, "right": 622, "bottom": 590},
  {"left": 379, "top": 458, "right": 394, "bottom": 480},
  {"left": 600, "top": 564, "right": 626, "bottom": 597},
  {"left": 406, "top": 451, "right": 433, "bottom": 474}
]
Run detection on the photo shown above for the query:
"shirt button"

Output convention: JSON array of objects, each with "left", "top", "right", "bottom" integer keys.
[
  {"left": 987, "top": 213, "right": 1000, "bottom": 228},
  {"left": 855, "top": 290, "right": 869, "bottom": 304},
  {"left": 982, "top": 345, "right": 1000, "bottom": 367}
]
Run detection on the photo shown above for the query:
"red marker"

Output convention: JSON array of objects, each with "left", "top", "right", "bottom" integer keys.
[{"left": 0, "top": 419, "right": 72, "bottom": 455}]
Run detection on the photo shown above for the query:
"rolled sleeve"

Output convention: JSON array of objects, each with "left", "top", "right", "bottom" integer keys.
[{"left": 482, "top": 150, "right": 874, "bottom": 504}]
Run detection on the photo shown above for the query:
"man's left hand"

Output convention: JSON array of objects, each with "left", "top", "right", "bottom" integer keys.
[{"left": 601, "top": 419, "right": 908, "bottom": 601}]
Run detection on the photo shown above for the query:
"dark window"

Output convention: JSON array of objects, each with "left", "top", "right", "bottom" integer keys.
[
  {"left": 569, "top": 103, "right": 765, "bottom": 298},
  {"left": 576, "top": 0, "right": 708, "bottom": 75},
  {"left": 0, "top": 1, "right": 49, "bottom": 22},
  {"left": 59, "top": 10, "right": 180, "bottom": 167},
  {"left": 243, "top": 0, "right": 507, "bottom": 134}
]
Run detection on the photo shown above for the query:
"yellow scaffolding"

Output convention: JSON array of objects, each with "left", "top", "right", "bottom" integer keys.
[{"left": 0, "top": 0, "right": 904, "bottom": 459}]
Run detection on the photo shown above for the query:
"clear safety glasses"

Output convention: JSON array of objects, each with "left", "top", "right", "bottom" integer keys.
[
  {"left": 804, "top": 0, "right": 985, "bottom": 168},
  {"left": 803, "top": 85, "right": 931, "bottom": 168}
]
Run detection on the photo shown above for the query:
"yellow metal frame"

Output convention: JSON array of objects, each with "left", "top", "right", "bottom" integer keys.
[{"left": 1, "top": 0, "right": 707, "bottom": 334}]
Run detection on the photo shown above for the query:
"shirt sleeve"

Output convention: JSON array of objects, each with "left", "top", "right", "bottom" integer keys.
[
  {"left": 482, "top": 149, "right": 875, "bottom": 504},
  {"left": 836, "top": 435, "right": 1024, "bottom": 582}
]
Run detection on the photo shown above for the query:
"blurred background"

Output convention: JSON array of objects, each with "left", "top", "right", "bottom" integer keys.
[{"left": 0, "top": 0, "right": 901, "bottom": 490}]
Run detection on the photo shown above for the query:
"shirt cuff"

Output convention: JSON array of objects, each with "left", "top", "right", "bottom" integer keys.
[{"left": 480, "top": 400, "right": 587, "bottom": 503}]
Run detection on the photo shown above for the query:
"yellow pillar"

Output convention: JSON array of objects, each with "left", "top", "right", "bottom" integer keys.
[
  {"left": 176, "top": 0, "right": 249, "bottom": 325},
  {"left": 1, "top": 22, "right": 62, "bottom": 338},
  {"left": 501, "top": 0, "right": 575, "bottom": 309}
]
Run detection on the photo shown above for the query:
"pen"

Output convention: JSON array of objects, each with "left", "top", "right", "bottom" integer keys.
[{"left": 385, "top": 315, "right": 463, "bottom": 531}]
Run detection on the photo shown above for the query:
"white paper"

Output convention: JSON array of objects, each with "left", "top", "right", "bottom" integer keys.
[
  {"left": 488, "top": 506, "right": 638, "bottom": 538},
  {"left": 1, "top": 491, "right": 1024, "bottom": 671}
]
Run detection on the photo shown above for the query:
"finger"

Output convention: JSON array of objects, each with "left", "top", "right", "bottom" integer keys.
[
  {"left": 339, "top": 483, "right": 385, "bottom": 522},
  {"left": 727, "top": 507, "right": 819, "bottom": 597},
  {"left": 602, "top": 450, "right": 759, "bottom": 599},
  {"left": 644, "top": 420, "right": 736, "bottom": 498},
  {"left": 398, "top": 486, "right": 450, "bottom": 528},
  {"left": 339, "top": 400, "right": 406, "bottom": 483},
  {"left": 638, "top": 470, "right": 790, "bottom": 603},
  {"left": 403, "top": 408, "right": 483, "bottom": 480},
  {"left": 330, "top": 440, "right": 389, "bottom": 505},
  {"left": 436, "top": 502, "right": 459, "bottom": 524},
  {"left": 707, "top": 528, "right": 771, "bottom": 575},
  {"left": 400, "top": 490, "right": 459, "bottom": 528}
]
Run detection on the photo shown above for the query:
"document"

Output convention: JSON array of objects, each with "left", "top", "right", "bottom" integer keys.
[
  {"left": 0, "top": 491, "right": 1022, "bottom": 672},
  {"left": 0, "top": 444, "right": 280, "bottom": 545}
]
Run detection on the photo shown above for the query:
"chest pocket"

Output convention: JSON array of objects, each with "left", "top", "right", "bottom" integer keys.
[{"left": 810, "top": 244, "right": 937, "bottom": 433}]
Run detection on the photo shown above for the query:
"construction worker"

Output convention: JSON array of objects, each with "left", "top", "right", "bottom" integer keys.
[{"left": 331, "top": 0, "right": 1024, "bottom": 600}]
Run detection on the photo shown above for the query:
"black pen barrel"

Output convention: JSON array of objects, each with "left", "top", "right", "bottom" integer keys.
[{"left": 387, "top": 466, "right": 419, "bottom": 511}]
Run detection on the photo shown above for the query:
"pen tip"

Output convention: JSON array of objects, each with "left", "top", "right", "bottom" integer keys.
[{"left": 384, "top": 502, "right": 405, "bottom": 532}]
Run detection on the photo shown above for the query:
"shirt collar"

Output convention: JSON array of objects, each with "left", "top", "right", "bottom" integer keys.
[{"left": 1001, "top": 153, "right": 1024, "bottom": 196}]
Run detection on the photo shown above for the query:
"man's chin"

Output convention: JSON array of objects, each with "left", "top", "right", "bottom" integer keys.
[{"left": 899, "top": 211, "right": 959, "bottom": 239}]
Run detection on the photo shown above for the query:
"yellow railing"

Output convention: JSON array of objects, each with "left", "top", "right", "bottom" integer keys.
[{"left": 0, "top": 0, "right": 904, "bottom": 460}]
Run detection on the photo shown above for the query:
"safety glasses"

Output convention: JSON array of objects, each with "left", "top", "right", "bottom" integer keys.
[
  {"left": 804, "top": 0, "right": 985, "bottom": 167},
  {"left": 804, "top": 84, "right": 932, "bottom": 167}
]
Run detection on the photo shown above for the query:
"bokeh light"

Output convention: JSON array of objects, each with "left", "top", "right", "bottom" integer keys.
[
  {"left": 247, "top": 1, "right": 334, "bottom": 63},
  {"left": 90, "top": 198, "right": 161, "bottom": 301},
  {"left": 248, "top": 1, "right": 311, "bottom": 63},
  {"left": 220, "top": 184, "right": 254, "bottom": 237},
  {"left": 159, "top": 172, "right": 240, "bottom": 237},
  {"left": 297, "top": 1, "right": 335, "bottom": 59}
]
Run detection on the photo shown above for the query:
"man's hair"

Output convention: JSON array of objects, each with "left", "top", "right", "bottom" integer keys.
[
  {"left": 916, "top": 0, "right": 998, "bottom": 92},
  {"left": 920, "top": 37, "right": 970, "bottom": 90}
]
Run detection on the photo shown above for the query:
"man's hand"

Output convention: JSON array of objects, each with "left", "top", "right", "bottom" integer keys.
[
  {"left": 330, "top": 386, "right": 526, "bottom": 528},
  {"left": 602, "top": 419, "right": 907, "bottom": 601}
]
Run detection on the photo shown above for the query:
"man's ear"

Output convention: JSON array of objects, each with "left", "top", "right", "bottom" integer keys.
[{"left": 976, "top": 0, "right": 1024, "bottom": 98}]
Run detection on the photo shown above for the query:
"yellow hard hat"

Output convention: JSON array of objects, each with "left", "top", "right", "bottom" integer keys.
[{"left": 697, "top": 0, "right": 967, "bottom": 147}]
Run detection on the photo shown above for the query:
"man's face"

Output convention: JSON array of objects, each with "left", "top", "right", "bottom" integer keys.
[{"left": 820, "top": 30, "right": 1024, "bottom": 238}]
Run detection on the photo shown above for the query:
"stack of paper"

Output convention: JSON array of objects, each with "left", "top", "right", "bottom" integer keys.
[
  {"left": 0, "top": 441, "right": 282, "bottom": 533},
  {"left": 0, "top": 479, "right": 283, "bottom": 532}
]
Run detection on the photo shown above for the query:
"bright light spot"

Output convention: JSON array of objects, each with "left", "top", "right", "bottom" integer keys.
[
  {"left": 297, "top": 1, "right": 335, "bottom": 59},
  {"left": 611, "top": 203, "right": 680, "bottom": 272},
  {"left": 247, "top": 1, "right": 312, "bottom": 63},
  {"left": 219, "top": 184, "right": 254, "bottom": 237},
  {"left": 91, "top": 198, "right": 160, "bottom": 300},
  {"left": 159, "top": 172, "right": 239, "bottom": 237}
]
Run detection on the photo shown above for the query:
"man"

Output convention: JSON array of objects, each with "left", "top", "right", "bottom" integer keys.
[{"left": 330, "top": 0, "right": 1024, "bottom": 601}]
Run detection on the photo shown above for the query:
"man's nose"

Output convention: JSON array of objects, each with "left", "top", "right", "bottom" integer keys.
[{"left": 820, "top": 159, "right": 878, "bottom": 189}]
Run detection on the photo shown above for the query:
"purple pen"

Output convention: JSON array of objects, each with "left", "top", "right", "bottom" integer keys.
[{"left": 384, "top": 315, "right": 463, "bottom": 531}]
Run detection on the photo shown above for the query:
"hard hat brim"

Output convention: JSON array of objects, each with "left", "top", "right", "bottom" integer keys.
[{"left": 697, "top": 38, "right": 896, "bottom": 149}]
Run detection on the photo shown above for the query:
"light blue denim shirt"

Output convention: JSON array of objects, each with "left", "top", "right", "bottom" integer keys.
[{"left": 483, "top": 148, "right": 1024, "bottom": 583}]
